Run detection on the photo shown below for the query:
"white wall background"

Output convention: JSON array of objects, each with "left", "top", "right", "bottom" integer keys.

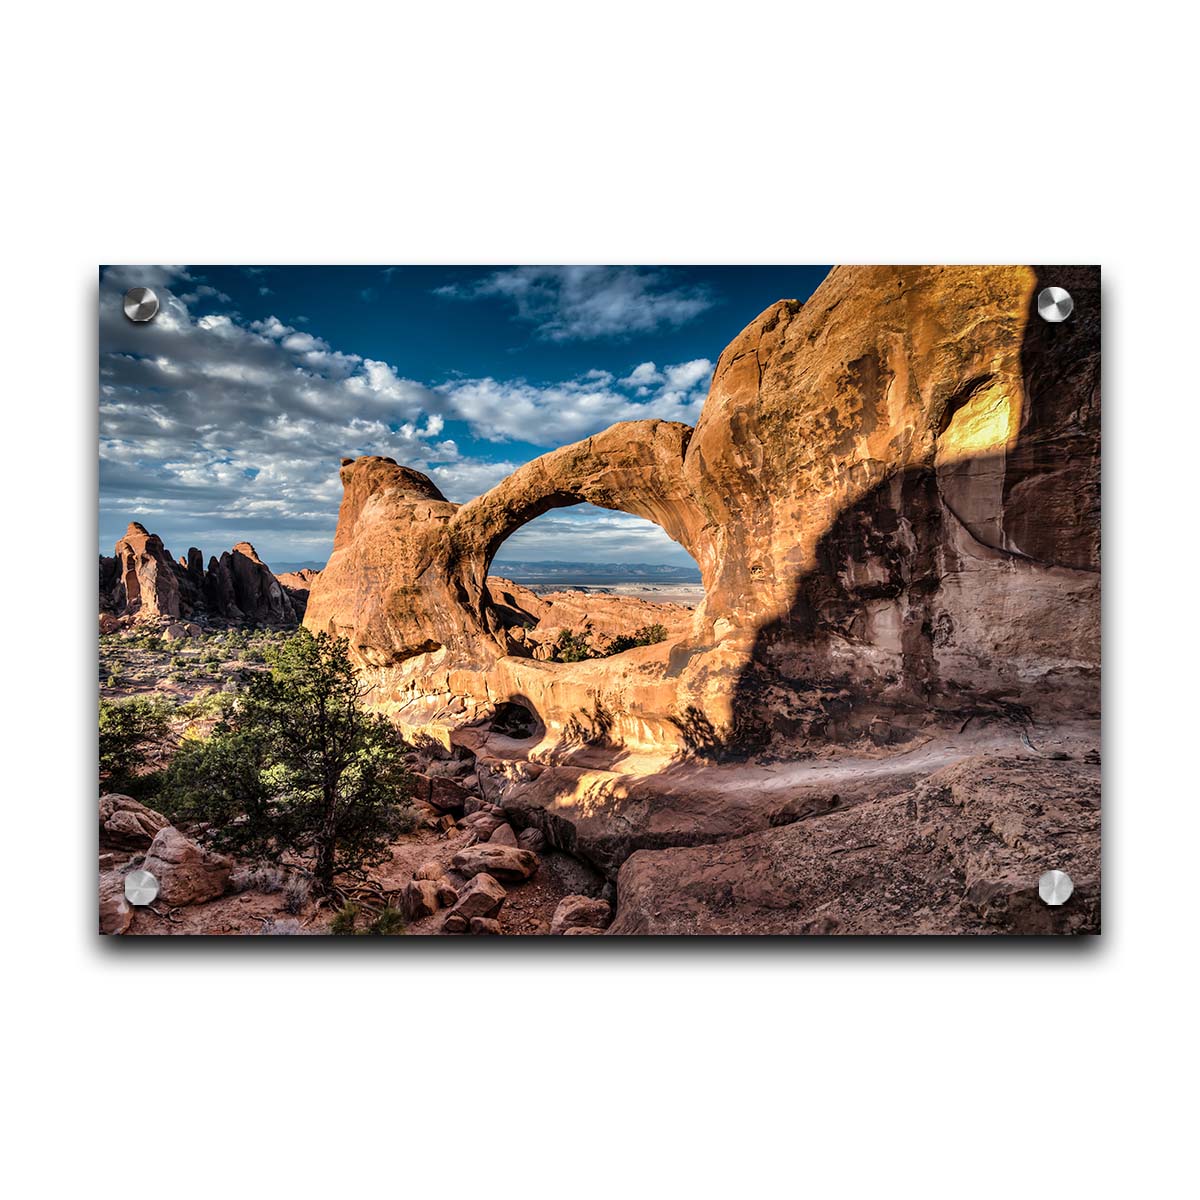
[{"left": 2, "top": 3, "right": 1194, "bottom": 1196}]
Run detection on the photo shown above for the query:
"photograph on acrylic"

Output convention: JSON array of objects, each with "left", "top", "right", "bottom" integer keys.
[{"left": 98, "top": 265, "right": 1100, "bottom": 937}]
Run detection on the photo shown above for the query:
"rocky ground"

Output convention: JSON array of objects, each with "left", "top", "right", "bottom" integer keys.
[
  {"left": 101, "top": 710, "right": 1099, "bottom": 937},
  {"left": 99, "top": 742, "right": 614, "bottom": 936},
  {"left": 99, "top": 624, "right": 290, "bottom": 703}
]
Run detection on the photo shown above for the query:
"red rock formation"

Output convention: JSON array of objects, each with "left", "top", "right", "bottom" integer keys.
[
  {"left": 608, "top": 755, "right": 1100, "bottom": 935},
  {"left": 100, "top": 528, "right": 307, "bottom": 626},
  {"left": 103, "top": 522, "right": 182, "bottom": 619},
  {"left": 304, "top": 265, "right": 1100, "bottom": 756}
]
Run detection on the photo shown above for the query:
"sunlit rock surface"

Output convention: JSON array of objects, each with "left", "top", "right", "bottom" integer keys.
[{"left": 306, "top": 265, "right": 1099, "bottom": 755}]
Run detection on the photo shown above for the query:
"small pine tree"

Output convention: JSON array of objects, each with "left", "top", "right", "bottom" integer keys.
[{"left": 162, "top": 628, "right": 414, "bottom": 892}]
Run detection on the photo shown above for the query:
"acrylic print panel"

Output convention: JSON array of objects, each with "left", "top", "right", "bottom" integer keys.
[{"left": 98, "top": 266, "right": 1101, "bottom": 937}]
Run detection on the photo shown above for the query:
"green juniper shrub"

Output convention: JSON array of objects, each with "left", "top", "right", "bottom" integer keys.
[
  {"left": 161, "top": 628, "right": 415, "bottom": 893},
  {"left": 330, "top": 902, "right": 361, "bottom": 935},
  {"left": 365, "top": 907, "right": 406, "bottom": 936},
  {"left": 605, "top": 623, "right": 669, "bottom": 654},
  {"left": 329, "top": 902, "right": 406, "bottom": 936},
  {"left": 99, "top": 696, "right": 174, "bottom": 798},
  {"left": 553, "top": 625, "right": 597, "bottom": 663},
  {"left": 553, "top": 621, "right": 669, "bottom": 660}
]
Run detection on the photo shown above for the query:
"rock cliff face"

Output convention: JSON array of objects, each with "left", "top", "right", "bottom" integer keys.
[
  {"left": 305, "top": 265, "right": 1099, "bottom": 757},
  {"left": 100, "top": 523, "right": 308, "bottom": 626}
]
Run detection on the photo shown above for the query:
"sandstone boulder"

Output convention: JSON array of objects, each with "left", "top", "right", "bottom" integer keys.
[
  {"left": 443, "top": 873, "right": 506, "bottom": 924},
  {"left": 99, "top": 793, "right": 170, "bottom": 851},
  {"left": 517, "top": 827, "right": 545, "bottom": 854},
  {"left": 401, "top": 878, "right": 442, "bottom": 920},
  {"left": 142, "top": 827, "right": 232, "bottom": 906},
  {"left": 550, "top": 895, "right": 612, "bottom": 935},
  {"left": 452, "top": 845, "right": 538, "bottom": 883},
  {"left": 488, "top": 823, "right": 518, "bottom": 846},
  {"left": 99, "top": 874, "right": 133, "bottom": 935},
  {"left": 427, "top": 776, "right": 469, "bottom": 814},
  {"left": 460, "top": 811, "right": 504, "bottom": 841},
  {"left": 469, "top": 917, "right": 503, "bottom": 936}
]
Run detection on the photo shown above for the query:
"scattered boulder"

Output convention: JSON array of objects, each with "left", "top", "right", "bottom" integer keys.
[
  {"left": 517, "top": 827, "right": 545, "bottom": 854},
  {"left": 163, "top": 621, "right": 202, "bottom": 641},
  {"left": 452, "top": 845, "right": 538, "bottom": 883},
  {"left": 435, "top": 881, "right": 459, "bottom": 907},
  {"left": 426, "top": 758, "right": 472, "bottom": 780},
  {"left": 469, "top": 917, "right": 503, "bottom": 936},
  {"left": 489, "top": 823, "right": 518, "bottom": 846},
  {"left": 141, "top": 827, "right": 232, "bottom": 905},
  {"left": 551, "top": 894, "right": 612, "bottom": 935},
  {"left": 411, "top": 773, "right": 470, "bottom": 815},
  {"left": 99, "top": 794, "right": 170, "bottom": 851},
  {"left": 413, "top": 801, "right": 442, "bottom": 829},
  {"left": 99, "top": 875, "right": 133, "bottom": 935},
  {"left": 444, "top": 872, "right": 506, "bottom": 923},
  {"left": 401, "top": 878, "right": 442, "bottom": 920},
  {"left": 429, "top": 777, "right": 469, "bottom": 814},
  {"left": 461, "top": 811, "right": 504, "bottom": 840}
]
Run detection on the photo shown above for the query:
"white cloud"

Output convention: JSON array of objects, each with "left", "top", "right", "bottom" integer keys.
[
  {"left": 99, "top": 268, "right": 459, "bottom": 563},
  {"left": 428, "top": 458, "right": 519, "bottom": 503},
  {"left": 98, "top": 266, "right": 716, "bottom": 565},
  {"left": 439, "top": 358, "right": 713, "bottom": 445},
  {"left": 435, "top": 266, "right": 715, "bottom": 341},
  {"left": 621, "top": 361, "right": 661, "bottom": 391}
]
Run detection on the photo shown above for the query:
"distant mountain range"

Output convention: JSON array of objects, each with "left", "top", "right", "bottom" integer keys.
[
  {"left": 271, "top": 560, "right": 326, "bottom": 574},
  {"left": 269, "top": 558, "right": 702, "bottom": 583},
  {"left": 491, "top": 559, "right": 702, "bottom": 583}
]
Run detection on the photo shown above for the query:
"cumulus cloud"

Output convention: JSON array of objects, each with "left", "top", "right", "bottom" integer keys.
[
  {"left": 435, "top": 266, "right": 715, "bottom": 341},
  {"left": 98, "top": 266, "right": 716, "bottom": 564},
  {"left": 439, "top": 358, "right": 713, "bottom": 445},
  {"left": 99, "top": 268, "right": 456, "bottom": 562}
]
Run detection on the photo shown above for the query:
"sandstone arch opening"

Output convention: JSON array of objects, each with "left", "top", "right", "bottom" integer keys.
[{"left": 483, "top": 502, "right": 703, "bottom": 664}]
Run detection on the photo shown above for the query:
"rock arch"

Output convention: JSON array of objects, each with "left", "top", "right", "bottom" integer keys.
[
  {"left": 446, "top": 418, "right": 712, "bottom": 621},
  {"left": 304, "top": 418, "right": 715, "bottom": 676},
  {"left": 305, "top": 265, "right": 1100, "bottom": 752}
]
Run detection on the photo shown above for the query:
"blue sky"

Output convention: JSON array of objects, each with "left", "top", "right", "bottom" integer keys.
[{"left": 99, "top": 265, "right": 830, "bottom": 569}]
